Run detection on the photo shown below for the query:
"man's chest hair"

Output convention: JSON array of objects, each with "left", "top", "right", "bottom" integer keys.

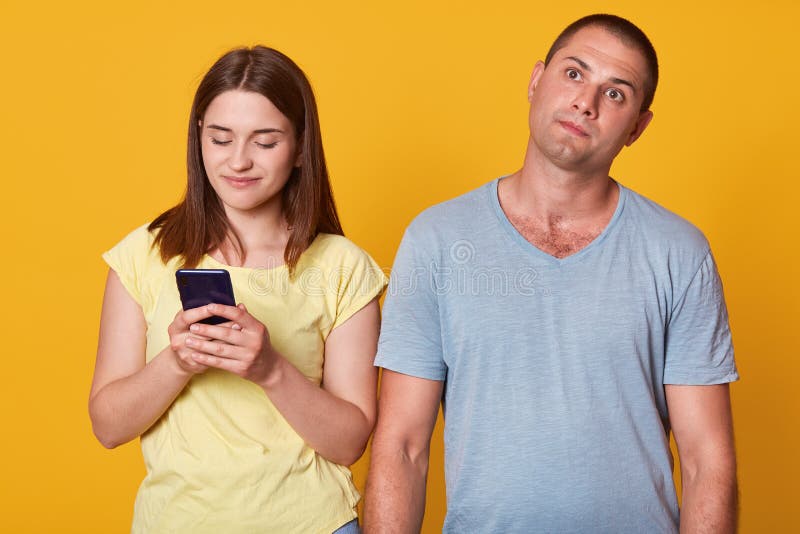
[{"left": 506, "top": 212, "right": 607, "bottom": 259}]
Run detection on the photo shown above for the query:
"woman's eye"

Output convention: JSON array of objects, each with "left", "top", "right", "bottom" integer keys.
[
  {"left": 566, "top": 68, "right": 581, "bottom": 80},
  {"left": 210, "top": 138, "right": 232, "bottom": 145},
  {"left": 606, "top": 88, "right": 625, "bottom": 102},
  {"left": 255, "top": 142, "right": 278, "bottom": 149}
]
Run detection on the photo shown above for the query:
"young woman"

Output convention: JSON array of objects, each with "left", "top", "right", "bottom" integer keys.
[{"left": 89, "top": 46, "right": 386, "bottom": 533}]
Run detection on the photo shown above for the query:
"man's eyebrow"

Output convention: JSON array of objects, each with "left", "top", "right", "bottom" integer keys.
[
  {"left": 609, "top": 77, "right": 636, "bottom": 92},
  {"left": 205, "top": 124, "right": 285, "bottom": 134},
  {"left": 566, "top": 56, "right": 592, "bottom": 72},
  {"left": 564, "top": 56, "right": 637, "bottom": 92}
]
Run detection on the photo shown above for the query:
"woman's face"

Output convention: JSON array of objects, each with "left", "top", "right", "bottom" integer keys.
[{"left": 200, "top": 89, "right": 299, "bottom": 217}]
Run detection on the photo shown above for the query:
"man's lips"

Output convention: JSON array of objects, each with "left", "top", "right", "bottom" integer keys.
[{"left": 558, "top": 120, "right": 589, "bottom": 137}]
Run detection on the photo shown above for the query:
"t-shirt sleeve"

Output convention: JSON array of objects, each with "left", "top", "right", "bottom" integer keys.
[
  {"left": 330, "top": 244, "right": 389, "bottom": 331},
  {"left": 101, "top": 224, "right": 153, "bottom": 307},
  {"left": 375, "top": 224, "right": 446, "bottom": 381},
  {"left": 663, "top": 251, "right": 738, "bottom": 385}
]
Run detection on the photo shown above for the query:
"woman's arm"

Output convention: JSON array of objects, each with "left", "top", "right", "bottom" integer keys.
[
  {"left": 187, "top": 299, "right": 380, "bottom": 465},
  {"left": 88, "top": 269, "right": 208, "bottom": 448}
]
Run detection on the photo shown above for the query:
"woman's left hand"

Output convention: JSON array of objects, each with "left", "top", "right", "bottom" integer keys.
[{"left": 185, "top": 303, "right": 278, "bottom": 385}]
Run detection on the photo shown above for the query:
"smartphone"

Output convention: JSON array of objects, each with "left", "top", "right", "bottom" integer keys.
[{"left": 175, "top": 269, "right": 236, "bottom": 325}]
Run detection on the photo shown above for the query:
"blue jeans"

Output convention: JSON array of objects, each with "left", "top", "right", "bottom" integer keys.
[{"left": 332, "top": 518, "right": 360, "bottom": 534}]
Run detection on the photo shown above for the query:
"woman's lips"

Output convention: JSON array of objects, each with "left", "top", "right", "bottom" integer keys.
[{"left": 223, "top": 176, "right": 261, "bottom": 188}]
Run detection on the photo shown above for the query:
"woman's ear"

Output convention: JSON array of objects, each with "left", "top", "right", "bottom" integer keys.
[{"left": 294, "top": 134, "right": 303, "bottom": 167}]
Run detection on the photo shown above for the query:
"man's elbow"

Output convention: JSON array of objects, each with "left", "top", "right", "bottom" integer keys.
[
  {"left": 680, "top": 448, "right": 738, "bottom": 491},
  {"left": 372, "top": 427, "right": 431, "bottom": 475}
]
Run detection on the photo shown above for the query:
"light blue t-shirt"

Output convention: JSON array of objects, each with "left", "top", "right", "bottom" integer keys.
[{"left": 375, "top": 178, "right": 738, "bottom": 533}]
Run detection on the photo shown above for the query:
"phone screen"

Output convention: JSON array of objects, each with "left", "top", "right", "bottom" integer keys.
[{"left": 175, "top": 269, "right": 236, "bottom": 325}]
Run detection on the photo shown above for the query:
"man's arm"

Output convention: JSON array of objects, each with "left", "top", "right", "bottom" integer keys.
[
  {"left": 666, "top": 383, "right": 738, "bottom": 533},
  {"left": 364, "top": 369, "right": 444, "bottom": 534}
]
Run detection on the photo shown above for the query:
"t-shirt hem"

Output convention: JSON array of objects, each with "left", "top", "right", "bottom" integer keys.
[
  {"left": 663, "top": 369, "right": 739, "bottom": 385},
  {"left": 373, "top": 358, "right": 446, "bottom": 382},
  {"left": 331, "top": 281, "right": 388, "bottom": 331},
  {"left": 101, "top": 250, "right": 143, "bottom": 306}
]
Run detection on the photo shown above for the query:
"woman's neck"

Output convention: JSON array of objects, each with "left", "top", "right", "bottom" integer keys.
[{"left": 214, "top": 203, "right": 291, "bottom": 268}]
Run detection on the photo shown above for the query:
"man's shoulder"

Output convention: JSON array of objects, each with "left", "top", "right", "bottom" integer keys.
[
  {"left": 406, "top": 180, "right": 495, "bottom": 237},
  {"left": 622, "top": 185, "right": 710, "bottom": 253}
]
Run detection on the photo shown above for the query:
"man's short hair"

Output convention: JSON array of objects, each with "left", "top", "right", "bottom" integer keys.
[{"left": 545, "top": 14, "right": 658, "bottom": 111}]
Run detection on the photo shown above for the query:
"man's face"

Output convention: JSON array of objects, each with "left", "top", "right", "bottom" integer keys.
[{"left": 528, "top": 25, "right": 653, "bottom": 174}]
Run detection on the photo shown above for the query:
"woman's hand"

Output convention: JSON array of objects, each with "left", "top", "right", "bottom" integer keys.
[
  {"left": 176, "top": 298, "right": 380, "bottom": 465},
  {"left": 167, "top": 305, "right": 223, "bottom": 376},
  {"left": 184, "top": 303, "right": 279, "bottom": 385},
  {"left": 91, "top": 269, "right": 227, "bottom": 448}
]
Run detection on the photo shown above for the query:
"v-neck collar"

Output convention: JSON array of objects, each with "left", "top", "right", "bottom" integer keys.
[{"left": 489, "top": 177, "right": 627, "bottom": 266}]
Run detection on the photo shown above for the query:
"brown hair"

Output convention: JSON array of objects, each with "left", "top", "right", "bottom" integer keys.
[
  {"left": 149, "top": 46, "right": 343, "bottom": 273},
  {"left": 545, "top": 14, "right": 659, "bottom": 112}
]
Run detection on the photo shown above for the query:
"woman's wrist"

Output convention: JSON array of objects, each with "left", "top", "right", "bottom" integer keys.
[
  {"left": 257, "top": 347, "right": 285, "bottom": 391},
  {"left": 162, "top": 347, "right": 197, "bottom": 381}
]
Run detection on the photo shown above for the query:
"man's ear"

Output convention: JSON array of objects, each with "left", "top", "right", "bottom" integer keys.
[
  {"left": 626, "top": 110, "right": 654, "bottom": 146},
  {"left": 528, "top": 61, "right": 545, "bottom": 103}
]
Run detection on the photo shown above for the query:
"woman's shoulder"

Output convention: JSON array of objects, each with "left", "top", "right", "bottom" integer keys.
[
  {"left": 110, "top": 223, "right": 158, "bottom": 252},
  {"left": 301, "top": 234, "right": 388, "bottom": 329},
  {"left": 300, "top": 233, "right": 386, "bottom": 284},
  {"left": 103, "top": 222, "right": 174, "bottom": 275},
  {"left": 102, "top": 223, "right": 174, "bottom": 309},
  {"left": 304, "top": 233, "right": 375, "bottom": 265}
]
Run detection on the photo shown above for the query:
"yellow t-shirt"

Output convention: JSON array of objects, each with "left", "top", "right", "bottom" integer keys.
[{"left": 103, "top": 224, "right": 388, "bottom": 534}]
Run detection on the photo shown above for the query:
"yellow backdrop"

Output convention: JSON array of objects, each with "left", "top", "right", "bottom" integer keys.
[{"left": 1, "top": 0, "right": 797, "bottom": 531}]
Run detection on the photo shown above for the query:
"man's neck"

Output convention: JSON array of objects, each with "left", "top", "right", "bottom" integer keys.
[
  {"left": 503, "top": 154, "right": 617, "bottom": 222},
  {"left": 497, "top": 147, "right": 620, "bottom": 259}
]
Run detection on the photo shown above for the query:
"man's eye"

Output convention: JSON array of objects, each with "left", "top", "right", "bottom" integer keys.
[
  {"left": 210, "top": 138, "right": 232, "bottom": 145},
  {"left": 606, "top": 88, "right": 625, "bottom": 102},
  {"left": 566, "top": 68, "right": 581, "bottom": 80}
]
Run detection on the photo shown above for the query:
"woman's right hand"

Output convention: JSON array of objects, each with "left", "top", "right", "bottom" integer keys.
[
  {"left": 168, "top": 305, "right": 244, "bottom": 375},
  {"left": 168, "top": 308, "right": 214, "bottom": 375},
  {"left": 92, "top": 270, "right": 230, "bottom": 448}
]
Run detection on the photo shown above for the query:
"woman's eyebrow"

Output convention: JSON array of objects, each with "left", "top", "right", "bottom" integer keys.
[{"left": 205, "top": 124, "right": 285, "bottom": 134}]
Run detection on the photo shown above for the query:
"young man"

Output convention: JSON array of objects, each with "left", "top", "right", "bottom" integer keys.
[{"left": 365, "top": 14, "right": 738, "bottom": 534}]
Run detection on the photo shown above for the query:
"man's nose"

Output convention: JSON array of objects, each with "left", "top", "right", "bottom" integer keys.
[{"left": 571, "top": 86, "right": 598, "bottom": 118}]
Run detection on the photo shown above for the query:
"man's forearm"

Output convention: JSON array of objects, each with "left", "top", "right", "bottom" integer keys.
[
  {"left": 364, "top": 444, "right": 429, "bottom": 534},
  {"left": 679, "top": 464, "right": 738, "bottom": 533}
]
